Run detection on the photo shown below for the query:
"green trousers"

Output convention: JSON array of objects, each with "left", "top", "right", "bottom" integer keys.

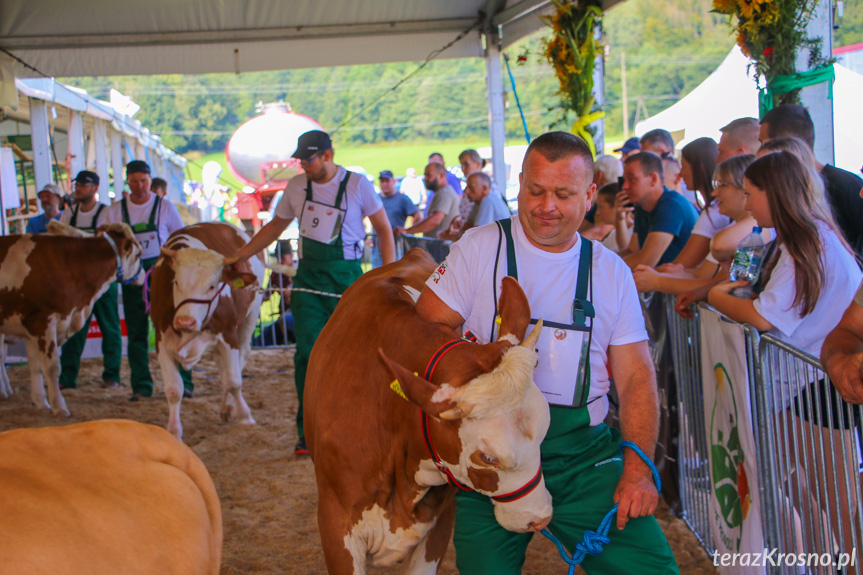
[
  {"left": 122, "top": 273, "right": 192, "bottom": 397},
  {"left": 453, "top": 425, "right": 679, "bottom": 574},
  {"left": 60, "top": 283, "right": 122, "bottom": 388},
  {"left": 292, "top": 259, "right": 362, "bottom": 440},
  {"left": 291, "top": 289, "right": 340, "bottom": 440}
]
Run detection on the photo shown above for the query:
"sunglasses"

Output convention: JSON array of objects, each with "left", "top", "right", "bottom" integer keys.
[{"left": 300, "top": 151, "right": 323, "bottom": 165}]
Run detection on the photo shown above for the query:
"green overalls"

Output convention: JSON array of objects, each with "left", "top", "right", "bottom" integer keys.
[
  {"left": 121, "top": 196, "right": 192, "bottom": 396},
  {"left": 453, "top": 220, "right": 678, "bottom": 574},
  {"left": 292, "top": 171, "right": 363, "bottom": 439},
  {"left": 59, "top": 204, "right": 122, "bottom": 388}
]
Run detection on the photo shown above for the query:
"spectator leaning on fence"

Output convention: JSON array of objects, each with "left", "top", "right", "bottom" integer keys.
[
  {"left": 394, "top": 162, "right": 460, "bottom": 239},
  {"left": 708, "top": 151, "right": 862, "bottom": 562},
  {"left": 634, "top": 154, "right": 765, "bottom": 296},
  {"left": 666, "top": 137, "right": 729, "bottom": 270},
  {"left": 617, "top": 152, "right": 698, "bottom": 270}
]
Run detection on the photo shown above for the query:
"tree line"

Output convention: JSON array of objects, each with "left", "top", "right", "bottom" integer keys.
[{"left": 62, "top": 0, "right": 859, "bottom": 155}]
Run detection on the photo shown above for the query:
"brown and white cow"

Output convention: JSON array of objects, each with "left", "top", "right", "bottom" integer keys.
[
  {"left": 0, "top": 222, "right": 143, "bottom": 416},
  {"left": 0, "top": 419, "right": 222, "bottom": 575},
  {"left": 305, "top": 248, "right": 552, "bottom": 575},
  {"left": 150, "top": 222, "right": 265, "bottom": 440}
]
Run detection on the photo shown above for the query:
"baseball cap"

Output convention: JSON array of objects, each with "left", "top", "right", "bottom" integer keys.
[
  {"left": 74, "top": 170, "right": 99, "bottom": 185},
  {"left": 125, "top": 160, "right": 151, "bottom": 175},
  {"left": 379, "top": 170, "right": 394, "bottom": 179},
  {"left": 613, "top": 137, "right": 641, "bottom": 154},
  {"left": 38, "top": 183, "right": 62, "bottom": 198},
  {"left": 291, "top": 130, "right": 332, "bottom": 160}
]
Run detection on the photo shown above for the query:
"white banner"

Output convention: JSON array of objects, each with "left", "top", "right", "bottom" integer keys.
[{"left": 700, "top": 308, "right": 764, "bottom": 573}]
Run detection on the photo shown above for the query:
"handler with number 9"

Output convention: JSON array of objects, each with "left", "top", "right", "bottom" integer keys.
[
  {"left": 108, "top": 160, "right": 188, "bottom": 402},
  {"left": 229, "top": 130, "right": 395, "bottom": 456}
]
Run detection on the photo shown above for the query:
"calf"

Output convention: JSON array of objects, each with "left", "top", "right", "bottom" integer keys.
[
  {"left": 150, "top": 222, "right": 264, "bottom": 440},
  {"left": 0, "top": 420, "right": 222, "bottom": 575},
  {"left": 305, "top": 249, "right": 552, "bottom": 574},
  {"left": 0, "top": 222, "right": 143, "bottom": 416}
]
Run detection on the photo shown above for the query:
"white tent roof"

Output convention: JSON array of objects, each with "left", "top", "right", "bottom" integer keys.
[
  {"left": 0, "top": 0, "right": 625, "bottom": 78},
  {"left": 635, "top": 45, "right": 863, "bottom": 174}
]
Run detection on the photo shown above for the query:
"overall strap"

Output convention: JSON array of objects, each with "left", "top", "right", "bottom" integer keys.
[
  {"left": 304, "top": 170, "right": 353, "bottom": 208},
  {"left": 573, "top": 239, "right": 595, "bottom": 326},
  {"left": 70, "top": 205, "right": 80, "bottom": 227},
  {"left": 148, "top": 195, "right": 161, "bottom": 226},
  {"left": 335, "top": 171, "right": 352, "bottom": 210},
  {"left": 121, "top": 198, "right": 131, "bottom": 225},
  {"left": 90, "top": 204, "right": 106, "bottom": 231},
  {"left": 498, "top": 218, "right": 518, "bottom": 280}
]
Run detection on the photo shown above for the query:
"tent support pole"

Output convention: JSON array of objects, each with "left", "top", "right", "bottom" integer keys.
[
  {"left": 800, "top": 0, "right": 835, "bottom": 165},
  {"left": 484, "top": 27, "right": 507, "bottom": 196}
]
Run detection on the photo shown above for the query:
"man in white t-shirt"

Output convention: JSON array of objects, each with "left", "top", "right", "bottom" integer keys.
[
  {"left": 58, "top": 170, "right": 123, "bottom": 391},
  {"left": 108, "top": 160, "right": 187, "bottom": 402},
  {"left": 823, "top": 280, "right": 863, "bottom": 404},
  {"left": 415, "top": 131, "right": 677, "bottom": 573},
  {"left": 229, "top": 130, "right": 395, "bottom": 456}
]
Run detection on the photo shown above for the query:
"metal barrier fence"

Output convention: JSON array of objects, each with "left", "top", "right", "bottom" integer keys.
[
  {"left": 752, "top": 330, "right": 863, "bottom": 573},
  {"left": 666, "top": 293, "right": 863, "bottom": 570},
  {"left": 665, "top": 296, "right": 714, "bottom": 555}
]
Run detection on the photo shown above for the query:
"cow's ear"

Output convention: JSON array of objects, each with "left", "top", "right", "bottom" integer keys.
[
  {"left": 378, "top": 349, "right": 465, "bottom": 417},
  {"left": 221, "top": 266, "right": 258, "bottom": 288},
  {"left": 496, "top": 276, "right": 530, "bottom": 343}
]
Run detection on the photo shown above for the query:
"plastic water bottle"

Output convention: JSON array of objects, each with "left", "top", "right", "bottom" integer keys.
[{"left": 729, "top": 227, "right": 765, "bottom": 298}]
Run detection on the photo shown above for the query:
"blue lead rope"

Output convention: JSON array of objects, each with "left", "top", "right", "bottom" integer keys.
[{"left": 540, "top": 441, "right": 661, "bottom": 575}]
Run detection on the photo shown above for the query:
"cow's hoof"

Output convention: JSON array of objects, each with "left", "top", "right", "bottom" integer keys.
[
  {"left": 52, "top": 408, "right": 71, "bottom": 418},
  {"left": 238, "top": 415, "right": 256, "bottom": 425},
  {"left": 0, "top": 389, "right": 13, "bottom": 400}
]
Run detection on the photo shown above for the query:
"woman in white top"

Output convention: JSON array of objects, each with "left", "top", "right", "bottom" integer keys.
[
  {"left": 633, "top": 154, "right": 761, "bottom": 294},
  {"left": 709, "top": 151, "right": 862, "bottom": 562},
  {"left": 661, "top": 137, "right": 733, "bottom": 270}
]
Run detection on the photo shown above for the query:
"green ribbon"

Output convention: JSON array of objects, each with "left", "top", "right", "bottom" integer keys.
[
  {"left": 758, "top": 63, "right": 835, "bottom": 117},
  {"left": 571, "top": 110, "right": 606, "bottom": 160}
]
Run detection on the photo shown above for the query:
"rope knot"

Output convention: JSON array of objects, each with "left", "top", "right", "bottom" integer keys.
[{"left": 575, "top": 530, "right": 610, "bottom": 556}]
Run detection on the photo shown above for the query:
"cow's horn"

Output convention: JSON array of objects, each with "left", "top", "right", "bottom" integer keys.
[
  {"left": 160, "top": 246, "right": 178, "bottom": 259},
  {"left": 520, "top": 319, "right": 542, "bottom": 349}
]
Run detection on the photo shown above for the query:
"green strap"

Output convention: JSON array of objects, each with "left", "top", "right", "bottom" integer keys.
[
  {"left": 305, "top": 171, "right": 352, "bottom": 209},
  {"left": 121, "top": 198, "right": 130, "bottom": 225},
  {"left": 148, "top": 195, "right": 161, "bottom": 226},
  {"left": 759, "top": 64, "right": 835, "bottom": 117},
  {"left": 572, "top": 239, "right": 595, "bottom": 326},
  {"left": 74, "top": 204, "right": 105, "bottom": 231},
  {"left": 498, "top": 218, "right": 518, "bottom": 281},
  {"left": 70, "top": 205, "right": 80, "bottom": 228}
]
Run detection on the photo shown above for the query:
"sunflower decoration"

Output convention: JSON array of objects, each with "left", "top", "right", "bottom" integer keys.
[
  {"left": 541, "top": 0, "right": 604, "bottom": 157},
  {"left": 713, "top": 0, "right": 825, "bottom": 109}
]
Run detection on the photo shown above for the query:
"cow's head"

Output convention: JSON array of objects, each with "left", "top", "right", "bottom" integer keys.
[
  {"left": 380, "top": 277, "right": 553, "bottom": 533},
  {"left": 97, "top": 223, "right": 145, "bottom": 286},
  {"left": 159, "top": 247, "right": 258, "bottom": 332}
]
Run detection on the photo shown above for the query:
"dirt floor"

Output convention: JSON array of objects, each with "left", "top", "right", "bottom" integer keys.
[{"left": 0, "top": 349, "right": 718, "bottom": 574}]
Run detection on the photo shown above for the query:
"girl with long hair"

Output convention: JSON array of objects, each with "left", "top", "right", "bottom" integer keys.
[
  {"left": 709, "top": 151, "right": 861, "bottom": 569},
  {"left": 662, "top": 137, "right": 730, "bottom": 270}
]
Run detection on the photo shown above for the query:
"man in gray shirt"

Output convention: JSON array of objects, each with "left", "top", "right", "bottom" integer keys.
[
  {"left": 394, "top": 162, "right": 459, "bottom": 239},
  {"left": 440, "top": 171, "right": 511, "bottom": 241}
]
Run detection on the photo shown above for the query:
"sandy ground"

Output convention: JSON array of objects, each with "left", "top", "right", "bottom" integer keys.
[{"left": 0, "top": 349, "right": 718, "bottom": 574}]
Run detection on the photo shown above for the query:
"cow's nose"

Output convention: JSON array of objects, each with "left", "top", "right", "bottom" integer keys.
[
  {"left": 528, "top": 516, "right": 552, "bottom": 532},
  {"left": 174, "top": 316, "right": 197, "bottom": 331}
]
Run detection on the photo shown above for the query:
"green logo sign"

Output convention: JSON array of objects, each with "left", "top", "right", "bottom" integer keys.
[{"left": 709, "top": 363, "right": 751, "bottom": 552}]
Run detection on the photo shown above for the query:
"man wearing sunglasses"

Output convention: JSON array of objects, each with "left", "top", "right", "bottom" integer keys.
[{"left": 229, "top": 130, "right": 395, "bottom": 456}]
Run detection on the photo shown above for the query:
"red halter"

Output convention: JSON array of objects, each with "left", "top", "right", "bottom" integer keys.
[{"left": 421, "top": 338, "right": 543, "bottom": 503}]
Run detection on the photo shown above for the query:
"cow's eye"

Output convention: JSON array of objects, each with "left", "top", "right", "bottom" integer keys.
[
  {"left": 208, "top": 285, "right": 216, "bottom": 291},
  {"left": 480, "top": 453, "right": 498, "bottom": 466}
]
